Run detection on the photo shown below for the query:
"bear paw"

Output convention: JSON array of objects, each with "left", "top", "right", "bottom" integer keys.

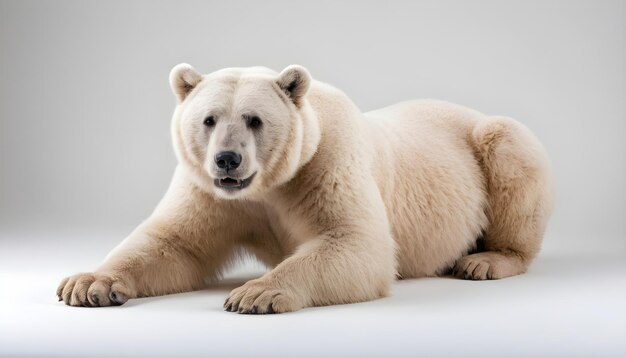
[
  {"left": 453, "top": 251, "right": 526, "bottom": 280},
  {"left": 224, "top": 278, "right": 303, "bottom": 314},
  {"left": 57, "top": 272, "right": 133, "bottom": 307}
]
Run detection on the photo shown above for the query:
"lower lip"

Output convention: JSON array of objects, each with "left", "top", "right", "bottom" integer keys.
[{"left": 214, "top": 172, "right": 256, "bottom": 191}]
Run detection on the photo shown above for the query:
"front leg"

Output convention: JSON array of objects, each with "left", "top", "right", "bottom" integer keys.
[
  {"left": 226, "top": 229, "right": 396, "bottom": 314},
  {"left": 225, "top": 178, "right": 397, "bottom": 314},
  {"left": 57, "top": 168, "right": 245, "bottom": 307}
]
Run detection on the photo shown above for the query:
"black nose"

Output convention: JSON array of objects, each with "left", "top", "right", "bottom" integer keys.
[{"left": 215, "top": 151, "right": 241, "bottom": 171}]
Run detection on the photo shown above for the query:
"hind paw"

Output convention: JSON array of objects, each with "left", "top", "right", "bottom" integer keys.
[{"left": 453, "top": 252, "right": 527, "bottom": 280}]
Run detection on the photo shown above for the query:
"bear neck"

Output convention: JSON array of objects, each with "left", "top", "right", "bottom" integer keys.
[{"left": 296, "top": 101, "right": 321, "bottom": 171}]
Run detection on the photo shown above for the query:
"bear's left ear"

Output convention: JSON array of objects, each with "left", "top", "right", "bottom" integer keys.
[
  {"left": 169, "top": 63, "right": 203, "bottom": 102},
  {"left": 276, "top": 65, "right": 311, "bottom": 107}
]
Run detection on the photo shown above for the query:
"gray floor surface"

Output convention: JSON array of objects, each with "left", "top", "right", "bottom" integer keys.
[{"left": 1, "top": 231, "right": 624, "bottom": 357}]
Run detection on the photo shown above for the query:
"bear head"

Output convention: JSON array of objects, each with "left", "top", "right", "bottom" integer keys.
[{"left": 169, "top": 64, "right": 320, "bottom": 200}]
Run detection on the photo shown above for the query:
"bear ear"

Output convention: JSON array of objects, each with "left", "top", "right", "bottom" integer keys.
[
  {"left": 276, "top": 65, "right": 311, "bottom": 107},
  {"left": 169, "top": 63, "right": 203, "bottom": 102}
]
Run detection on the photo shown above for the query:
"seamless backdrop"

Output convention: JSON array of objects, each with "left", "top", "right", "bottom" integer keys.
[
  {"left": 0, "top": 1, "right": 624, "bottom": 357},
  {"left": 1, "top": 0, "right": 624, "bottom": 242}
]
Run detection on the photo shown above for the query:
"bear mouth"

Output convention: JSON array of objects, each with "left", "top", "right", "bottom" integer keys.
[{"left": 214, "top": 172, "right": 256, "bottom": 191}]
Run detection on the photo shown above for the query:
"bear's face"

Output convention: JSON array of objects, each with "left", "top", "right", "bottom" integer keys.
[{"left": 169, "top": 64, "right": 316, "bottom": 200}]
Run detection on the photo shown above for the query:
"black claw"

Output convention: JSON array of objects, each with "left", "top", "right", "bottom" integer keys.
[
  {"left": 109, "top": 291, "right": 127, "bottom": 305},
  {"left": 267, "top": 304, "right": 275, "bottom": 314},
  {"left": 91, "top": 294, "right": 100, "bottom": 306},
  {"left": 250, "top": 306, "right": 257, "bottom": 314},
  {"left": 58, "top": 296, "right": 62, "bottom": 302}
]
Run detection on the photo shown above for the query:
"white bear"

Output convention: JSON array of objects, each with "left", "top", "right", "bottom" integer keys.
[{"left": 57, "top": 64, "right": 553, "bottom": 313}]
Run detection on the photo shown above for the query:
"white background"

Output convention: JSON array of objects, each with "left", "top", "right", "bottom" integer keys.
[{"left": 1, "top": 1, "right": 624, "bottom": 356}]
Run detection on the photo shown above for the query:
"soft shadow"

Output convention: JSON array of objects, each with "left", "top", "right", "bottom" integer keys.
[{"left": 121, "top": 273, "right": 264, "bottom": 308}]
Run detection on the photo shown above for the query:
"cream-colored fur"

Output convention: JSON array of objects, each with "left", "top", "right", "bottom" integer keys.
[{"left": 57, "top": 64, "right": 553, "bottom": 313}]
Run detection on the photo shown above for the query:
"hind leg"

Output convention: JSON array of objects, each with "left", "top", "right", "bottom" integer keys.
[{"left": 454, "top": 116, "right": 553, "bottom": 280}]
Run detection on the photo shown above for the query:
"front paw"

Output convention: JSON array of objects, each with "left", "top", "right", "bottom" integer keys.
[
  {"left": 56, "top": 272, "right": 133, "bottom": 307},
  {"left": 224, "top": 278, "right": 303, "bottom": 314}
]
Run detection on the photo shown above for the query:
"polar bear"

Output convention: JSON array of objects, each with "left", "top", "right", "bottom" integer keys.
[{"left": 57, "top": 64, "right": 553, "bottom": 313}]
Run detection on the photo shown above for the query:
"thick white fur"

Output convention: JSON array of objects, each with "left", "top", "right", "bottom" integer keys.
[{"left": 58, "top": 65, "right": 553, "bottom": 313}]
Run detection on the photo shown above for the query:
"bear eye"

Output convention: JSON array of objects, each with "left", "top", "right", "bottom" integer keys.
[
  {"left": 203, "top": 116, "right": 215, "bottom": 127},
  {"left": 248, "top": 116, "right": 262, "bottom": 129}
]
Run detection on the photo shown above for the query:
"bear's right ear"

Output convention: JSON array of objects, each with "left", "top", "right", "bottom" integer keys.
[{"left": 169, "top": 63, "right": 203, "bottom": 102}]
